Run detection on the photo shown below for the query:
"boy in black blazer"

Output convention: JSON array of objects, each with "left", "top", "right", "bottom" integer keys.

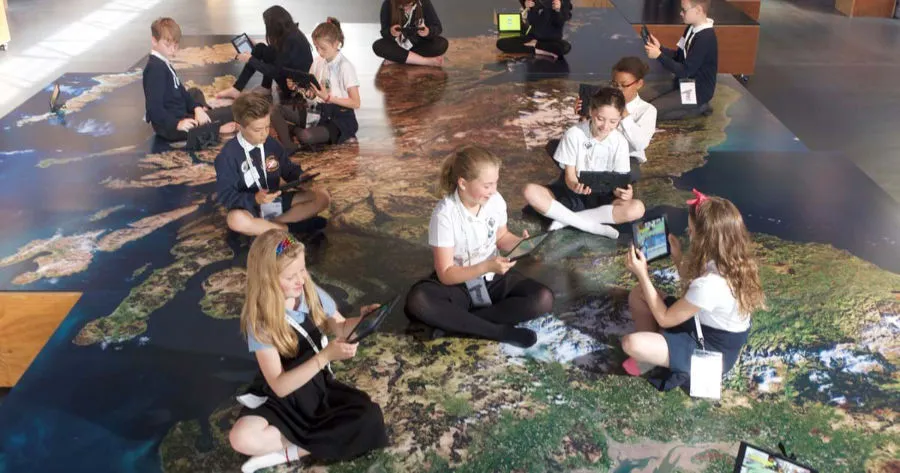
[
  {"left": 143, "top": 17, "right": 235, "bottom": 141},
  {"left": 644, "top": 0, "right": 718, "bottom": 120}
]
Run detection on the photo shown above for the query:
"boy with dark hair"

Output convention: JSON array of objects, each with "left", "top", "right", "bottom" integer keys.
[
  {"left": 214, "top": 92, "right": 330, "bottom": 237},
  {"left": 644, "top": 0, "right": 718, "bottom": 120},
  {"left": 143, "top": 17, "right": 236, "bottom": 141}
]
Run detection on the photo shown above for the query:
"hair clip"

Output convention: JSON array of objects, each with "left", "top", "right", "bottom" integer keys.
[
  {"left": 275, "top": 235, "right": 298, "bottom": 256},
  {"left": 686, "top": 188, "right": 709, "bottom": 209}
]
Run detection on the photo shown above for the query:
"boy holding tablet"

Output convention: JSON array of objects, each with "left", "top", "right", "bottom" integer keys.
[
  {"left": 214, "top": 93, "right": 330, "bottom": 237},
  {"left": 143, "top": 17, "right": 236, "bottom": 142}
]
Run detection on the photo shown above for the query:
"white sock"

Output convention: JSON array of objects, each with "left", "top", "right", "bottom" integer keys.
[
  {"left": 548, "top": 205, "right": 615, "bottom": 231},
  {"left": 240, "top": 445, "right": 302, "bottom": 473},
  {"left": 544, "top": 201, "right": 619, "bottom": 238}
]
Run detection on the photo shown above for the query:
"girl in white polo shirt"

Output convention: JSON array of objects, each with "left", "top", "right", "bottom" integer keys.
[
  {"left": 405, "top": 146, "right": 554, "bottom": 348},
  {"left": 621, "top": 190, "right": 765, "bottom": 386},
  {"left": 524, "top": 87, "right": 645, "bottom": 239},
  {"left": 575, "top": 57, "right": 658, "bottom": 180}
]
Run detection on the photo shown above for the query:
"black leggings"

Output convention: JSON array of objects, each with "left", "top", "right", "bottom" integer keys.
[
  {"left": 372, "top": 37, "right": 449, "bottom": 63},
  {"left": 405, "top": 270, "right": 554, "bottom": 343},
  {"left": 234, "top": 43, "right": 277, "bottom": 91},
  {"left": 496, "top": 35, "right": 571, "bottom": 57},
  {"left": 650, "top": 82, "right": 712, "bottom": 120}
]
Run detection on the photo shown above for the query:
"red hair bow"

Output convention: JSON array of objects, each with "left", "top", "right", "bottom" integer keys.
[{"left": 686, "top": 188, "right": 709, "bottom": 209}]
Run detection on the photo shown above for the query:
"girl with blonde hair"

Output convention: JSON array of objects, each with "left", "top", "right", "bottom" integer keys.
[
  {"left": 621, "top": 190, "right": 765, "bottom": 387},
  {"left": 228, "top": 230, "right": 387, "bottom": 473}
]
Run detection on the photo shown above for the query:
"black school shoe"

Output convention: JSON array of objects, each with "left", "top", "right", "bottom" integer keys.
[{"left": 287, "top": 216, "right": 328, "bottom": 235}]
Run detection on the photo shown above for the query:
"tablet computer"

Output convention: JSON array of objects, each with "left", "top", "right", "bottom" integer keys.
[
  {"left": 733, "top": 442, "right": 818, "bottom": 473},
  {"left": 282, "top": 68, "right": 321, "bottom": 91},
  {"left": 577, "top": 171, "right": 633, "bottom": 195},
  {"left": 578, "top": 83, "right": 601, "bottom": 117},
  {"left": 400, "top": 25, "right": 425, "bottom": 39},
  {"left": 185, "top": 120, "right": 221, "bottom": 151},
  {"left": 632, "top": 215, "right": 670, "bottom": 263},
  {"left": 502, "top": 232, "right": 550, "bottom": 261},
  {"left": 497, "top": 12, "right": 523, "bottom": 36},
  {"left": 231, "top": 33, "right": 253, "bottom": 54},
  {"left": 277, "top": 172, "right": 320, "bottom": 193},
  {"left": 346, "top": 295, "right": 401, "bottom": 344},
  {"left": 640, "top": 24, "right": 651, "bottom": 44}
]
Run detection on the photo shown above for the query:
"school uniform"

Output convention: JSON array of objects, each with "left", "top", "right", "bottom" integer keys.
[
  {"left": 649, "top": 263, "right": 750, "bottom": 391},
  {"left": 373, "top": 0, "right": 449, "bottom": 63},
  {"left": 496, "top": 0, "right": 573, "bottom": 57},
  {"left": 549, "top": 121, "right": 631, "bottom": 210},
  {"left": 143, "top": 51, "right": 233, "bottom": 141},
  {"left": 307, "top": 52, "right": 360, "bottom": 144},
  {"left": 213, "top": 133, "right": 303, "bottom": 216},
  {"left": 651, "top": 19, "right": 718, "bottom": 120},
  {"left": 237, "top": 285, "right": 388, "bottom": 460},
  {"left": 405, "top": 191, "right": 552, "bottom": 342},
  {"left": 234, "top": 29, "right": 314, "bottom": 100},
  {"left": 620, "top": 94, "right": 657, "bottom": 181}
]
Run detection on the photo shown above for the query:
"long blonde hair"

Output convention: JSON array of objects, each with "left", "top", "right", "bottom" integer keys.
[
  {"left": 682, "top": 196, "right": 766, "bottom": 316},
  {"left": 438, "top": 145, "right": 501, "bottom": 196},
  {"left": 241, "top": 230, "right": 329, "bottom": 358}
]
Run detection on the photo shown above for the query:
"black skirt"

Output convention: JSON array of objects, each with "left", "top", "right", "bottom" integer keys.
[{"left": 238, "top": 316, "right": 388, "bottom": 461}]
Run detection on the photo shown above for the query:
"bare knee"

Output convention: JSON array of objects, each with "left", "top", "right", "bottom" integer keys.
[
  {"left": 627, "top": 199, "right": 646, "bottom": 221},
  {"left": 229, "top": 421, "right": 257, "bottom": 455},
  {"left": 317, "top": 188, "right": 331, "bottom": 209},
  {"left": 226, "top": 210, "right": 253, "bottom": 234},
  {"left": 523, "top": 183, "right": 550, "bottom": 211}
]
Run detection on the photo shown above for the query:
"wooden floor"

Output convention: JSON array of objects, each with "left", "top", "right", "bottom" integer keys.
[{"left": 0, "top": 292, "right": 80, "bottom": 387}]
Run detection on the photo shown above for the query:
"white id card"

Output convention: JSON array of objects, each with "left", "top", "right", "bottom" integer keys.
[
  {"left": 243, "top": 165, "right": 261, "bottom": 188},
  {"left": 689, "top": 349, "right": 723, "bottom": 399},
  {"left": 676, "top": 36, "right": 686, "bottom": 51},
  {"left": 260, "top": 198, "right": 283, "bottom": 221},
  {"left": 679, "top": 79, "right": 697, "bottom": 105},
  {"left": 465, "top": 277, "right": 493, "bottom": 308}
]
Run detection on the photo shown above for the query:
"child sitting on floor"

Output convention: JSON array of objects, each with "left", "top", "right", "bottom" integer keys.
[
  {"left": 213, "top": 92, "right": 330, "bottom": 237},
  {"left": 142, "top": 17, "right": 236, "bottom": 142}
]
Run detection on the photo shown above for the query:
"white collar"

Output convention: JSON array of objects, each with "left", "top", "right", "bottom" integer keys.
[
  {"left": 150, "top": 50, "right": 173, "bottom": 67},
  {"left": 689, "top": 18, "right": 715, "bottom": 35},
  {"left": 578, "top": 120, "right": 615, "bottom": 143},
  {"left": 626, "top": 94, "right": 646, "bottom": 111},
  {"left": 237, "top": 132, "right": 263, "bottom": 154},
  {"left": 325, "top": 52, "right": 343, "bottom": 66},
  {"left": 452, "top": 190, "right": 484, "bottom": 220}
]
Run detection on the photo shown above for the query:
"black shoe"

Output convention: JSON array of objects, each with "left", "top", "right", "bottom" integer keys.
[
  {"left": 699, "top": 103, "right": 713, "bottom": 116},
  {"left": 287, "top": 216, "right": 328, "bottom": 235}
]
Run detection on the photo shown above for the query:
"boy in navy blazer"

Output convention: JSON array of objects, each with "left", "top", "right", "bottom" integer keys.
[
  {"left": 214, "top": 92, "right": 330, "bottom": 237},
  {"left": 143, "top": 17, "right": 235, "bottom": 141}
]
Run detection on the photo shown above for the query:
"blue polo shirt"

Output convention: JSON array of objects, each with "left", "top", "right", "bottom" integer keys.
[{"left": 247, "top": 285, "right": 337, "bottom": 352}]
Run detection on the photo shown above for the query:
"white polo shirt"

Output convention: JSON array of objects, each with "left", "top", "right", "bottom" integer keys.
[
  {"left": 554, "top": 121, "right": 631, "bottom": 175},
  {"left": 428, "top": 190, "right": 508, "bottom": 280},
  {"left": 684, "top": 262, "right": 751, "bottom": 332},
  {"left": 619, "top": 94, "right": 657, "bottom": 164},
  {"left": 310, "top": 52, "right": 359, "bottom": 101}
]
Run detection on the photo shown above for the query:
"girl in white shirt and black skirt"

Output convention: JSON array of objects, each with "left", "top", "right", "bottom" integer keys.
[{"left": 405, "top": 146, "right": 555, "bottom": 348}]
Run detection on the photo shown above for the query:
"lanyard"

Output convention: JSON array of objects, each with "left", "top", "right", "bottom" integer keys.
[
  {"left": 453, "top": 192, "right": 491, "bottom": 267},
  {"left": 241, "top": 141, "right": 267, "bottom": 191},
  {"left": 693, "top": 316, "right": 706, "bottom": 350},
  {"left": 284, "top": 314, "right": 333, "bottom": 376}
]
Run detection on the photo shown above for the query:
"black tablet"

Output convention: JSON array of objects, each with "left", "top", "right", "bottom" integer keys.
[
  {"left": 502, "top": 232, "right": 550, "bottom": 261},
  {"left": 50, "top": 83, "right": 64, "bottom": 113},
  {"left": 733, "top": 442, "right": 818, "bottom": 473},
  {"left": 578, "top": 83, "right": 601, "bottom": 117},
  {"left": 577, "top": 171, "right": 633, "bottom": 195},
  {"left": 640, "top": 24, "right": 651, "bottom": 44},
  {"left": 346, "top": 295, "right": 401, "bottom": 344},
  {"left": 231, "top": 33, "right": 253, "bottom": 54},
  {"left": 277, "top": 172, "right": 320, "bottom": 193},
  {"left": 400, "top": 25, "right": 425, "bottom": 38},
  {"left": 282, "top": 68, "right": 321, "bottom": 91},
  {"left": 185, "top": 120, "right": 221, "bottom": 151},
  {"left": 631, "top": 215, "right": 670, "bottom": 263}
]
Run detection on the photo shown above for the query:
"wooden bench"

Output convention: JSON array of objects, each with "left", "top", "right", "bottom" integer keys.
[{"left": 835, "top": 0, "right": 896, "bottom": 17}]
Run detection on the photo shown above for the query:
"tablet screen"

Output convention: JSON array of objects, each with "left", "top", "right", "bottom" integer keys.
[
  {"left": 633, "top": 216, "right": 669, "bottom": 261},
  {"left": 232, "top": 34, "right": 252, "bottom": 54},
  {"left": 505, "top": 232, "right": 549, "bottom": 260},
  {"left": 498, "top": 13, "right": 521, "bottom": 32},
  {"left": 737, "top": 445, "right": 815, "bottom": 473}
]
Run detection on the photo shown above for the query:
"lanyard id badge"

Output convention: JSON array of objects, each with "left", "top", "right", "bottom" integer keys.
[
  {"left": 465, "top": 277, "right": 493, "bottom": 308},
  {"left": 285, "top": 314, "right": 333, "bottom": 376},
  {"left": 260, "top": 199, "right": 283, "bottom": 220},
  {"left": 679, "top": 79, "right": 698, "bottom": 105},
  {"left": 689, "top": 317, "right": 723, "bottom": 399}
]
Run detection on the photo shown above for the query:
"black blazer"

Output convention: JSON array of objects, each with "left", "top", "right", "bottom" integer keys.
[
  {"left": 379, "top": 0, "right": 444, "bottom": 46},
  {"left": 248, "top": 29, "right": 314, "bottom": 95},
  {"left": 143, "top": 54, "right": 198, "bottom": 138},
  {"left": 658, "top": 26, "right": 718, "bottom": 105}
]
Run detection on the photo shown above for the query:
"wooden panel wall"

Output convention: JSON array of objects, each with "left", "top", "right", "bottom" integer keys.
[{"left": 635, "top": 24, "right": 760, "bottom": 75}]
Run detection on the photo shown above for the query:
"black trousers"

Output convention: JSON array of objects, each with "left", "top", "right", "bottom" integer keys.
[
  {"left": 234, "top": 43, "right": 277, "bottom": 91},
  {"left": 372, "top": 36, "right": 448, "bottom": 63},
  {"left": 154, "top": 89, "right": 233, "bottom": 142},
  {"left": 405, "top": 270, "right": 554, "bottom": 342},
  {"left": 649, "top": 82, "right": 712, "bottom": 120},
  {"left": 496, "top": 35, "right": 571, "bottom": 57}
]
